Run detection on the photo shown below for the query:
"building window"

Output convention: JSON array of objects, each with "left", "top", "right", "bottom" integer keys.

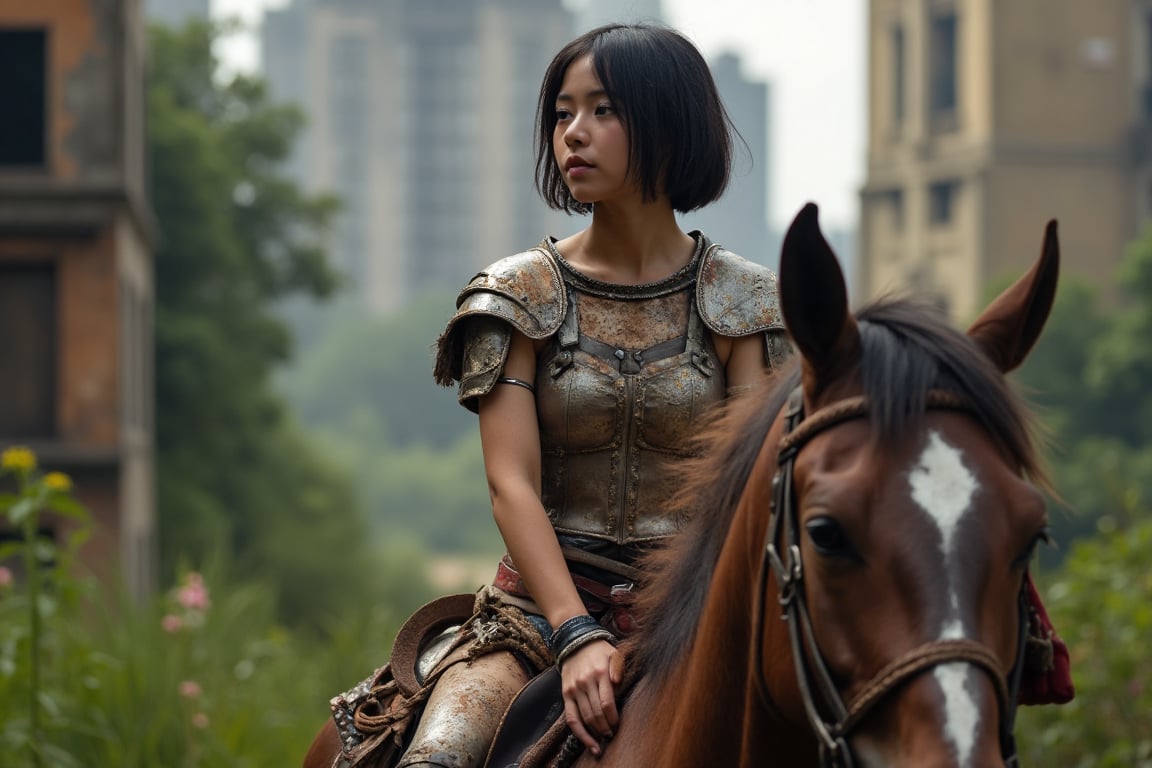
[
  {"left": 891, "top": 24, "right": 906, "bottom": 128},
  {"left": 0, "top": 28, "right": 48, "bottom": 167},
  {"left": 885, "top": 188, "right": 905, "bottom": 231},
  {"left": 0, "top": 263, "right": 58, "bottom": 437},
  {"left": 929, "top": 10, "right": 958, "bottom": 129},
  {"left": 1144, "top": 10, "right": 1152, "bottom": 118},
  {"left": 929, "top": 181, "right": 959, "bottom": 225}
]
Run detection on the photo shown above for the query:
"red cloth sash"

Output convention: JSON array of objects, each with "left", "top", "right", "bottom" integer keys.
[{"left": 1019, "top": 572, "right": 1074, "bottom": 705}]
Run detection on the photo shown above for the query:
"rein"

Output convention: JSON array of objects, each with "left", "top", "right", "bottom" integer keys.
[{"left": 755, "top": 387, "right": 1029, "bottom": 768}]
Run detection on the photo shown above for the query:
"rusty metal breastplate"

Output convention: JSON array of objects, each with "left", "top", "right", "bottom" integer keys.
[{"left": 535, "top": 239, "right": 726, "bottom": 545}]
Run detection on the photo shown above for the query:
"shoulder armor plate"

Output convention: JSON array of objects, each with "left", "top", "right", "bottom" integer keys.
[
  {"left": 696, "top": 244, "right": 785, "bottom": 337},
  {"left": 433, "top": 244, "right": 565, "bottom": 399},
  {"left": 452, "top": 246, "right": 566, "bottom": 338}
]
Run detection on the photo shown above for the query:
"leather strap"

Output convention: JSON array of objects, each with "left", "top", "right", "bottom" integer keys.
[
  {"left": 390, "top": 593, "right": 477, "bottom": 697},
  {"left": 494, "top": 555, "right": 633, "bottom": 608}
]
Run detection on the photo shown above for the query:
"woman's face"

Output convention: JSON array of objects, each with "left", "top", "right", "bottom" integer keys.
[{"left": 552, "top": 55, "right": 635, "bottom": 207}]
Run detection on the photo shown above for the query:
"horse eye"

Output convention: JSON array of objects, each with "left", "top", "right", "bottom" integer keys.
[
  {"left": 1015, "top": 528, "right": 1052, "bottom": 568},
  {"left": 805, "top": 517, "right": 852, "bottom": 556}
]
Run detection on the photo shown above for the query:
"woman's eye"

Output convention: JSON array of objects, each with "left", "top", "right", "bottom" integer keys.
[
  {"left": 555, "top": 108, "right": 571, "bottom": 121},
  {"left": 595, "top": 104, "right": 614, "bottom": 116}
]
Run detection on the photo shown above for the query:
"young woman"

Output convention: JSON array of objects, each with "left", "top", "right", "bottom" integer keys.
[{"left": 321, "top": 23, "right": 790, "bottom": 768}]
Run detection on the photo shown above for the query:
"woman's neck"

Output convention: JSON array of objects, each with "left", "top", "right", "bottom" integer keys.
[{"left": 555, "top": 199, "right": 696, "bottom": 285}]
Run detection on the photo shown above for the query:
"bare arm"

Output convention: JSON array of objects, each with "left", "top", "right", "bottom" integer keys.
[
  {"left": 477, "top": 329, "right": 619, "bottom": 754},
  {"left": 717, "top": 331, "right": 775, "bottom": 390}
]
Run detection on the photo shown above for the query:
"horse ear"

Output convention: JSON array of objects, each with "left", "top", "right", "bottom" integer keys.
[
  {"left": 967, "top": 220, "right": 1060, "bottom": 373},
  {"left": 779, "top": 203, "right": 860, "bottom": 391}
]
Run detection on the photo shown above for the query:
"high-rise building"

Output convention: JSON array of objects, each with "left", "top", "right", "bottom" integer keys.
[
  {"left": 146, "top": 0, "right": 209, "bottom": 26},
  {"left": 681, "top": 52, "right": 776, "bottom": 267},
  {"left": 860, "top": 0, "right": 1152, "bottom": 319},
  {"left": 0, "top": 0, "right": 156, "bottom": 598},
  {"left": 262, "top": 0, "right": 573, "bottom": 313}
]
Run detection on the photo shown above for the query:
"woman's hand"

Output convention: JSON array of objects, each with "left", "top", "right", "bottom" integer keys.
[{"left": 560, "top": 638, "right": 621, "bottom": 756}]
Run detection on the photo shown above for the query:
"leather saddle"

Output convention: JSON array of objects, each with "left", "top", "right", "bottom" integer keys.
[
  {"left": 392, "top": 594, "right": 571, "bottom": 768},
  {"left": 484, "top": 666, "right": 568, "bottom": 768}
]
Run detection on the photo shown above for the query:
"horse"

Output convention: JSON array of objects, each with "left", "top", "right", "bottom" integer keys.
[
  {"left": 571, "top": 203, "right": 1059, "bottom": 767},
  {"left": 306, "top": 203, "right": 1060, "bottom": 768}
]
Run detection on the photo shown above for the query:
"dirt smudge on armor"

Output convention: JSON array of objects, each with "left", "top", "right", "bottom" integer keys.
[{"left": 577, "top": 292, "right": 689, "bottom": 349}]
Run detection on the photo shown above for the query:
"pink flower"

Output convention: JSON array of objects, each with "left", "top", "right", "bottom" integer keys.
[
  {"left": 162, "top": 614, "right": 183, "bottom": 633},
  {"left": 179, "top": 680, "right": 202, "bottom": 699},
  {"left": 176, "top": 572, "right": 211, "bottom": 612},
  {"left": 192, "top": 712, "right": 210, "bottom": 729},
  {"left": 0, "top": 566, "right": 12, "bottom": 589}
]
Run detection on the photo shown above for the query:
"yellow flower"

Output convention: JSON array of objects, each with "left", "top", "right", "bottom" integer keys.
[
  {"left": 1, "top": 446, "right": 37, "bottom": 473},
  {"left": 43, "top": 472, "right": 73, "bottom": 493}
]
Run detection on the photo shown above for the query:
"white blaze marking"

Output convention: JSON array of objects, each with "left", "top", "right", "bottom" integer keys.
[
  {"left": 908, "top": 431, "right": 975, "bottom": 562},
  {"left": 908, "top": 431, "right": 981, "bottom": 767},
  {"left": 934, "top": 663, "right": 982, "bottom": 765}
]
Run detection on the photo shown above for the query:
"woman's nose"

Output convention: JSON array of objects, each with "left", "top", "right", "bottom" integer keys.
[{"left": 563, "top": 116, "right": 587, "bottom": 146}]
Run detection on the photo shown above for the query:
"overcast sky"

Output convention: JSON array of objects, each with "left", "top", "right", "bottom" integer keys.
[{"left": 211, "top": 0, "right": 866, "bottom": 231}]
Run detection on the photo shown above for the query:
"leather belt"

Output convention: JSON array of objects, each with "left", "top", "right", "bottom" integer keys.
[{"left": 493, "top": 554, "right": 638, "bottom": 636}]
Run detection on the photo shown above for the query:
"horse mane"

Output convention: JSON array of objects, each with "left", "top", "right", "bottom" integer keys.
[{"left": 628, "top": 295, "right": 1047, "bottom": 685}]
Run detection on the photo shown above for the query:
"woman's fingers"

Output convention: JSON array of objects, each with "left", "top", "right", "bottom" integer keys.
[
  {"left": 564, "top": 698, "right": 602, "bottom": 754},
  {"left": 598, "top": 672, "right": 619, "bottom": 731},
  {"left": 577, "top": 690, "right": 608, "bottom": 739},
  {"left": 561, "top": 640, "right": 620, "bottom": 752}
]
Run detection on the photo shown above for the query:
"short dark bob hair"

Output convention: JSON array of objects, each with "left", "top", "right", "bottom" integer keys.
[{"left": 535, "top": 23, "right": 735, "bottom": 215}]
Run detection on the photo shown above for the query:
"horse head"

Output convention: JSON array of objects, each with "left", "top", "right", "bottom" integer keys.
[{"left": 762, "top": 203, "right": 1059, "bottom": 767}]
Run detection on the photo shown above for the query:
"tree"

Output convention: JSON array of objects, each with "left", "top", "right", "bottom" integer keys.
[
  {"left": 278, "top": 296, "right": 502, "bottom": 555},
  {"left": 1084, "top": 225, "right": 1152, "bottom": 446},
  {"left": 1017, "top": 520, "right": 1152, "bottom": 766},
  {"left": 280, "top": 293, "right": 474, "bottom": 450},
  {"left": 1008, "top": 226, "right": 1152, "bottom": 556},
  {"left": 149, "top": 21, "right": 376, "bottom": 624},
  {"left": 1010, "top": 226, "right": 1152, "bottom": 761}
]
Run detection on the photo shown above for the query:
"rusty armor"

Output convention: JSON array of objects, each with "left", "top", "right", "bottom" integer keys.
[{"left": 434, "top": 233, "right": 787, "bottom": 545}]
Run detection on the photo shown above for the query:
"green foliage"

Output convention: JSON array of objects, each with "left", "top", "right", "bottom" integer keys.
[
  {"left": 58, "top": 574, "right": 409, "bottom": 768},
  {"left": 1004, "top": 223, "right": 1152, "bottom": 757},
  {"left": 1, "top": 448, "right": 93, "bottom": 767},
  {"left": 281, "top": 294, "right": 473, "bottom": 449},
  {"left": 278, "top": 297, "right": 502, "bottom": 555},
  {"left": 1085, "top": 226, "right": 1152, "bottom": 444},
  {"left": 148, "top": 21, "right": 381, "bottom": 624},
  {"left": 317, "top": 428, "right": 500, "bottom": 555},
  {"left": 1, "top": 447, "right": 433, "bottom": 766},
  {"left": 1017, "top": 521, "right": 1152, "bottom": 766},
  {"left": 1, "top": 560, "right": 419, "bottom": 767},
  {"left": 1010, "top": 279, "right": 1108, "bottom": 440},
  {"left": 1007, "top": 225, "right": 1152, "bottom": 560}
]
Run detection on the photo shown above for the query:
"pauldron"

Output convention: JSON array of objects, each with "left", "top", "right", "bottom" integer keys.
[
  {"left": 433, "top": 245, "right": 566, "bottom": 413},
  {"left": 697, "top": 245, "right": 791, "bottom": 370}
]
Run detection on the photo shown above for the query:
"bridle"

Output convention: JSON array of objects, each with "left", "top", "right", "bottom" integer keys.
[{"left": 754, "top": 387, "right": 1029, "bottom": 768}]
